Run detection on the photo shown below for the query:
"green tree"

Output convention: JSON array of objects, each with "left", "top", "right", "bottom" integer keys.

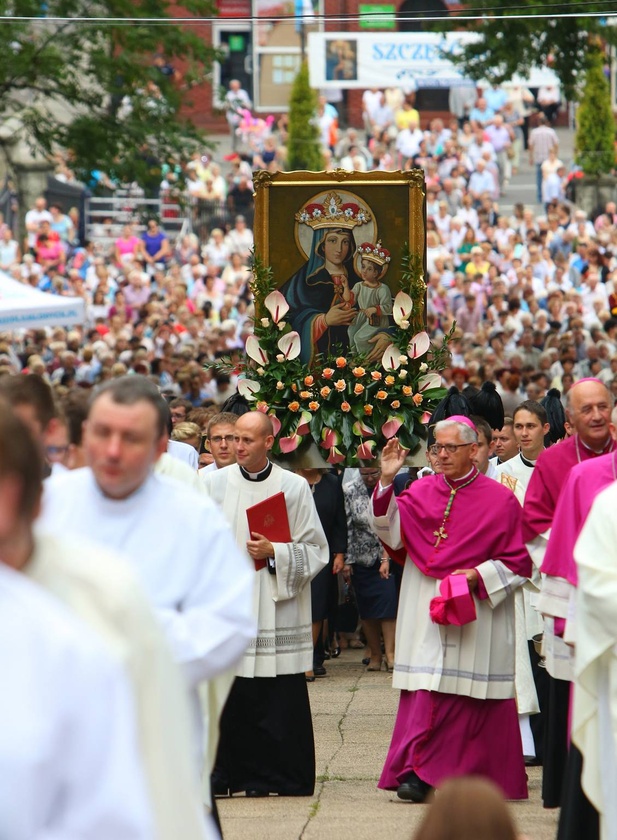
[
  {"left": 287, "top": 62, "right": 324, "bottom": 172},
  {"left": 0, "top": 0, "right": 218, "bottom": 191},
  {"left": 447, "top": 1, "right": 617, "bottom": 102},
  {"left": 575, "top": 50, "right": 615, "bottom": 176}
]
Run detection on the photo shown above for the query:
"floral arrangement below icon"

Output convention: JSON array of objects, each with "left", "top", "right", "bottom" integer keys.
[{"left": 213, "top": 247, "right": 452, "bottom": 466}]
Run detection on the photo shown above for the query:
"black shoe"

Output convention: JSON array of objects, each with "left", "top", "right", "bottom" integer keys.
[
  {"left": 314, "top": 665, "right": 327, "bottom": 677},
  {"left": 524, "top": 755, "right": 542, "bottom": 767},
  {"left": 246, "top": 789, "right": 269, "bottom": 797},
  {"left": 361, "top": 657, "right": 370, "bottom": 666},
  {"left": 396, "top": 772, "right": 433, "bottom": 803},
  {"left": 211, "top": 774, "right": 230, "bottom": 797}
]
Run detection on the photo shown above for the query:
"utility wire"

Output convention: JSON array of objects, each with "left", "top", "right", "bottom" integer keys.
[{"left": 3, "top": 8, "right": 617, "bottom": 26}]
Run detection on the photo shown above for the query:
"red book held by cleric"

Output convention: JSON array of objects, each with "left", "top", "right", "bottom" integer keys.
[{"left": 246, "top": 492, "right": 292, "bottom": 572}]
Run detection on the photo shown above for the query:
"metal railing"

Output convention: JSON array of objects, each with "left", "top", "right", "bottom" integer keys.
[{"left": 85, "top": 192, "right": 256, "bottom": 252}]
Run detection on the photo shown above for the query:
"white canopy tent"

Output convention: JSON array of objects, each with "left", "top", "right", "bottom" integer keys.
[{"left": 0, "top": 272, "right": 85, "bottom": 331}]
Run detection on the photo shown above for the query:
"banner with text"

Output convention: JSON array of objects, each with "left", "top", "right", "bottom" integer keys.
[{"left": 309, "top": 31, "right": 560, "bottom": 91}]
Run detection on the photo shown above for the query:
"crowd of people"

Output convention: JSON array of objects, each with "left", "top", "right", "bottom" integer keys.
[{"left": 2, "top": 79, "right": 617, "bottom": 840}]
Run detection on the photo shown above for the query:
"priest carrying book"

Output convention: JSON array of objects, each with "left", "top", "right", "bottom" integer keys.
[{"left": 201, "top": 410, "right": 329, "bottom": 799}]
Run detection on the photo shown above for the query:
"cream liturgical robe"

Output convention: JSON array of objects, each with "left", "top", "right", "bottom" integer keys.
[
  {"left": 27, "top": 530, "right": 210, "bottom": 840},
  {"left": 0, "top": 562, "right": 154, "bottom": 840},
  {"left": 496, "top": 453, "right": 542, "bottom": 717},
  {"left": 573, "top": 482, "right": 617, "bottom": 840},
  {"left": 370, "top": 478, "right": 530, "bottom": 700},
  {"left": 202, "top": 463, "right": 329, "bottom": 677},
  {"left": 40, "top": 468, "right": 255, "bottom": 687}
]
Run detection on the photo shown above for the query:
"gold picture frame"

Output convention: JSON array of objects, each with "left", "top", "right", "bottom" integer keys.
[{"left": 253, "top": 168, "right": 426, "bottom": 365}]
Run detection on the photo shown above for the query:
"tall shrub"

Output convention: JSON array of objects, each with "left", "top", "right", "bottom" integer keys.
[
  {"left": 287, "top": 62, "right": 324, "bottom": 171},
  {"left": 575, "top": 50, "right": 615, "bottom": 177}
]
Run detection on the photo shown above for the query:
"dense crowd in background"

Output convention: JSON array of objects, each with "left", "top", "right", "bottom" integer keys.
[{"left": 1, "top": 79, "right": 617, "bottom": 453}]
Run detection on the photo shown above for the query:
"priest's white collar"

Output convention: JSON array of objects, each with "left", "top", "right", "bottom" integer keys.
[
  {"left": 578, "top": 434, "right": 613, "bottom": 456},
  {"left": 239, "top": 460, "right": 273, "bottom": 482}
]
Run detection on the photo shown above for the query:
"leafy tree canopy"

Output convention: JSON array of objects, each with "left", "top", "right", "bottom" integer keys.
[
  {"left": 447, "top": 2, "right": 617, "bottom": 102},
  {"left": 0, "top": 0, "right": 218, "bottom": 189}
]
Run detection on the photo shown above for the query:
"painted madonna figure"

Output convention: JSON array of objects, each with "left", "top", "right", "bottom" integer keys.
[{"left": 280, "top": 192, "right": 392, "bottom": 364}]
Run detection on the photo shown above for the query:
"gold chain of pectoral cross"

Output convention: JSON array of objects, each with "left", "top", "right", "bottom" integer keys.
[{"left": 433, "top": 471, "right": 480, "bottom": 549}]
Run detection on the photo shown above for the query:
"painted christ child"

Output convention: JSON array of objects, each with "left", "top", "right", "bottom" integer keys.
[{"left": 343, "top": 240, "right": 393, "bottom": 356}]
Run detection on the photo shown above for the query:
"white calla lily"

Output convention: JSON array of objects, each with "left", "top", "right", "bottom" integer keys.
[
  {"left": 245, "top": 335, "right": 269, "bottom": 365},
  {"left": 418, "top": 372, "right": 442, "bottom": 391},
  {"left": 264, "top": 290, "right": 290, "bottom": 324},
  {"left": 381, "top": 343, "right": 401, "bottom": 371},
  {"left": 392, "top": 291, "right": 413, "bottom": 327},
  {"left": 237, "top": 379, "right": 261, "bottom": 401},
  {"left": 277, "top": 330, "right": 301, "bottom": 360},
  {"left": 407, "top": 331, "right": 431, "bottom": 359}
]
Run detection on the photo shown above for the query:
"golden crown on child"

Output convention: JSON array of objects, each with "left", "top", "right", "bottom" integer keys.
[{"left": 357, "top": 240, "right": 391, "bottom": 266}]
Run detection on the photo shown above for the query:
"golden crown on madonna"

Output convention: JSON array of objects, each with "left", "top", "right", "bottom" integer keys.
[{"left": 295, "top": 191, "right": 372, "bottom": 230}]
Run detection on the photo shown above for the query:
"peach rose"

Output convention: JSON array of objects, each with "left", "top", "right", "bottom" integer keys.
[
  {"left": 364, "top": 404, "right": 374, "bottom": 416},
  {"left": 334, "top": 379, "right": 346, "bottom": 392},
  {"left": 336, "top": 357, "right": 347, "bottom": 368},
  {"left": 352, "top": 366, "right": 366, "bottom": 377},
  {"left": 320, "top": 386, "right": 332, "bottom": 398},
  {"left": 276, "top": 381, "right": 284, "bottom": 390},
  {"left": 308, "top": 401, "right": 320, "bottom": 411},
  {"left": 376, "top": 390, "right": 387, "bottom": 400},
  {"left": 354, "top": 383, "right": 364, "bottom": 395},
  {"left": 300, "top": 390, "right": 311, "bottom": 399},
  {"left": 390, "top": 400, "right": 401, "bottom": 409},
  {"left": 370, "top": 371, "right": 382, "bottom": 381},
  {"left": 288, "top": 401, "right": 300, "bottom": 412},
  {"left": 385, "top": 375, "right": 396, "bottom": 386},
  {"left": 291, "top": 384, "right": 298, "bottom": 392},
  {"left": 413, "top": 393, "right": 423, "bottom": 406},
  {"left": 341, "top": 401, "right": 351, "bottom": 412},
  {"left": 402, "top": 385, "right": 413, "bottom": 396},
  {"left": 322, "top": 368, "right": 335, "bottom": 379},
  {"left": 304, "top": 375, "right": 314, "bottom": 386}
]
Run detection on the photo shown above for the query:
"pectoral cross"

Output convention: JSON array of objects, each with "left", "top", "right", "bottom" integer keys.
[{"left": 433, "top": 525, "right": 448, "bottom": 548}]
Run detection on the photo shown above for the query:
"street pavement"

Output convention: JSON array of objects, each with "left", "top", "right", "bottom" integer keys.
[
  {"left": 493, "top": 126, "right": 574, "bottom": 218},
  {"left": 217, "top": 650, "right": 560, "bottom": 840}
]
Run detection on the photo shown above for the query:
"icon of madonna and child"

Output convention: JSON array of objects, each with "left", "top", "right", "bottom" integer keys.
[{"left": 278, "top": 191, "right": 396, "bottom": 365}]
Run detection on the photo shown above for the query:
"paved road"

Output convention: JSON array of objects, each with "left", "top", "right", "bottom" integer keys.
[
  {"left": 498, "top": 127, "right": 574, "bottom": 218},
  {"left": 217, "top": 650, "right": 560, "bottom": 840}
]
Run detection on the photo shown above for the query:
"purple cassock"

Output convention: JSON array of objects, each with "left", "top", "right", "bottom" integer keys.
[
  {"left": 372, "top": 470, "right": 531, "bottom": 799},
  {"left": 523, "top": 435, "right": 616, "bottom": 544},
  {"left": 542, "top": 451, "right": 617, "bottom": 586}
]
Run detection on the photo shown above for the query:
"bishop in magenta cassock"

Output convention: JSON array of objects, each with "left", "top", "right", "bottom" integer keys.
[
  {"left": 522, "top": 379, "right": 615, "bottom": 809},
  {"left": 371, "top": 417, "right": 531, "bottom": 803}
]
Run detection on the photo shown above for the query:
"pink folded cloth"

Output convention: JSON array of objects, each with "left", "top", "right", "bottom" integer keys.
[{"left": 429, "top": 574, "right": 477, "bottom": 626}]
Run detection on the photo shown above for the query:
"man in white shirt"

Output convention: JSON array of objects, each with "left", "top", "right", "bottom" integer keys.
[{"left": 24, "top": 195, "right": 52, "bottom": 250}]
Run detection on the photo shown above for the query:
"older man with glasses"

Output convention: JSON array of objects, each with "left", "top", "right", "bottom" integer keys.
[{"left": 369, "top": 416, "right": 532, "bottom": 804}]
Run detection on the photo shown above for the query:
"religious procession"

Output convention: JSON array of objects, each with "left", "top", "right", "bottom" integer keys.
[{"left": 3, "top": 3, "right": 617, "bottom": 840}]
